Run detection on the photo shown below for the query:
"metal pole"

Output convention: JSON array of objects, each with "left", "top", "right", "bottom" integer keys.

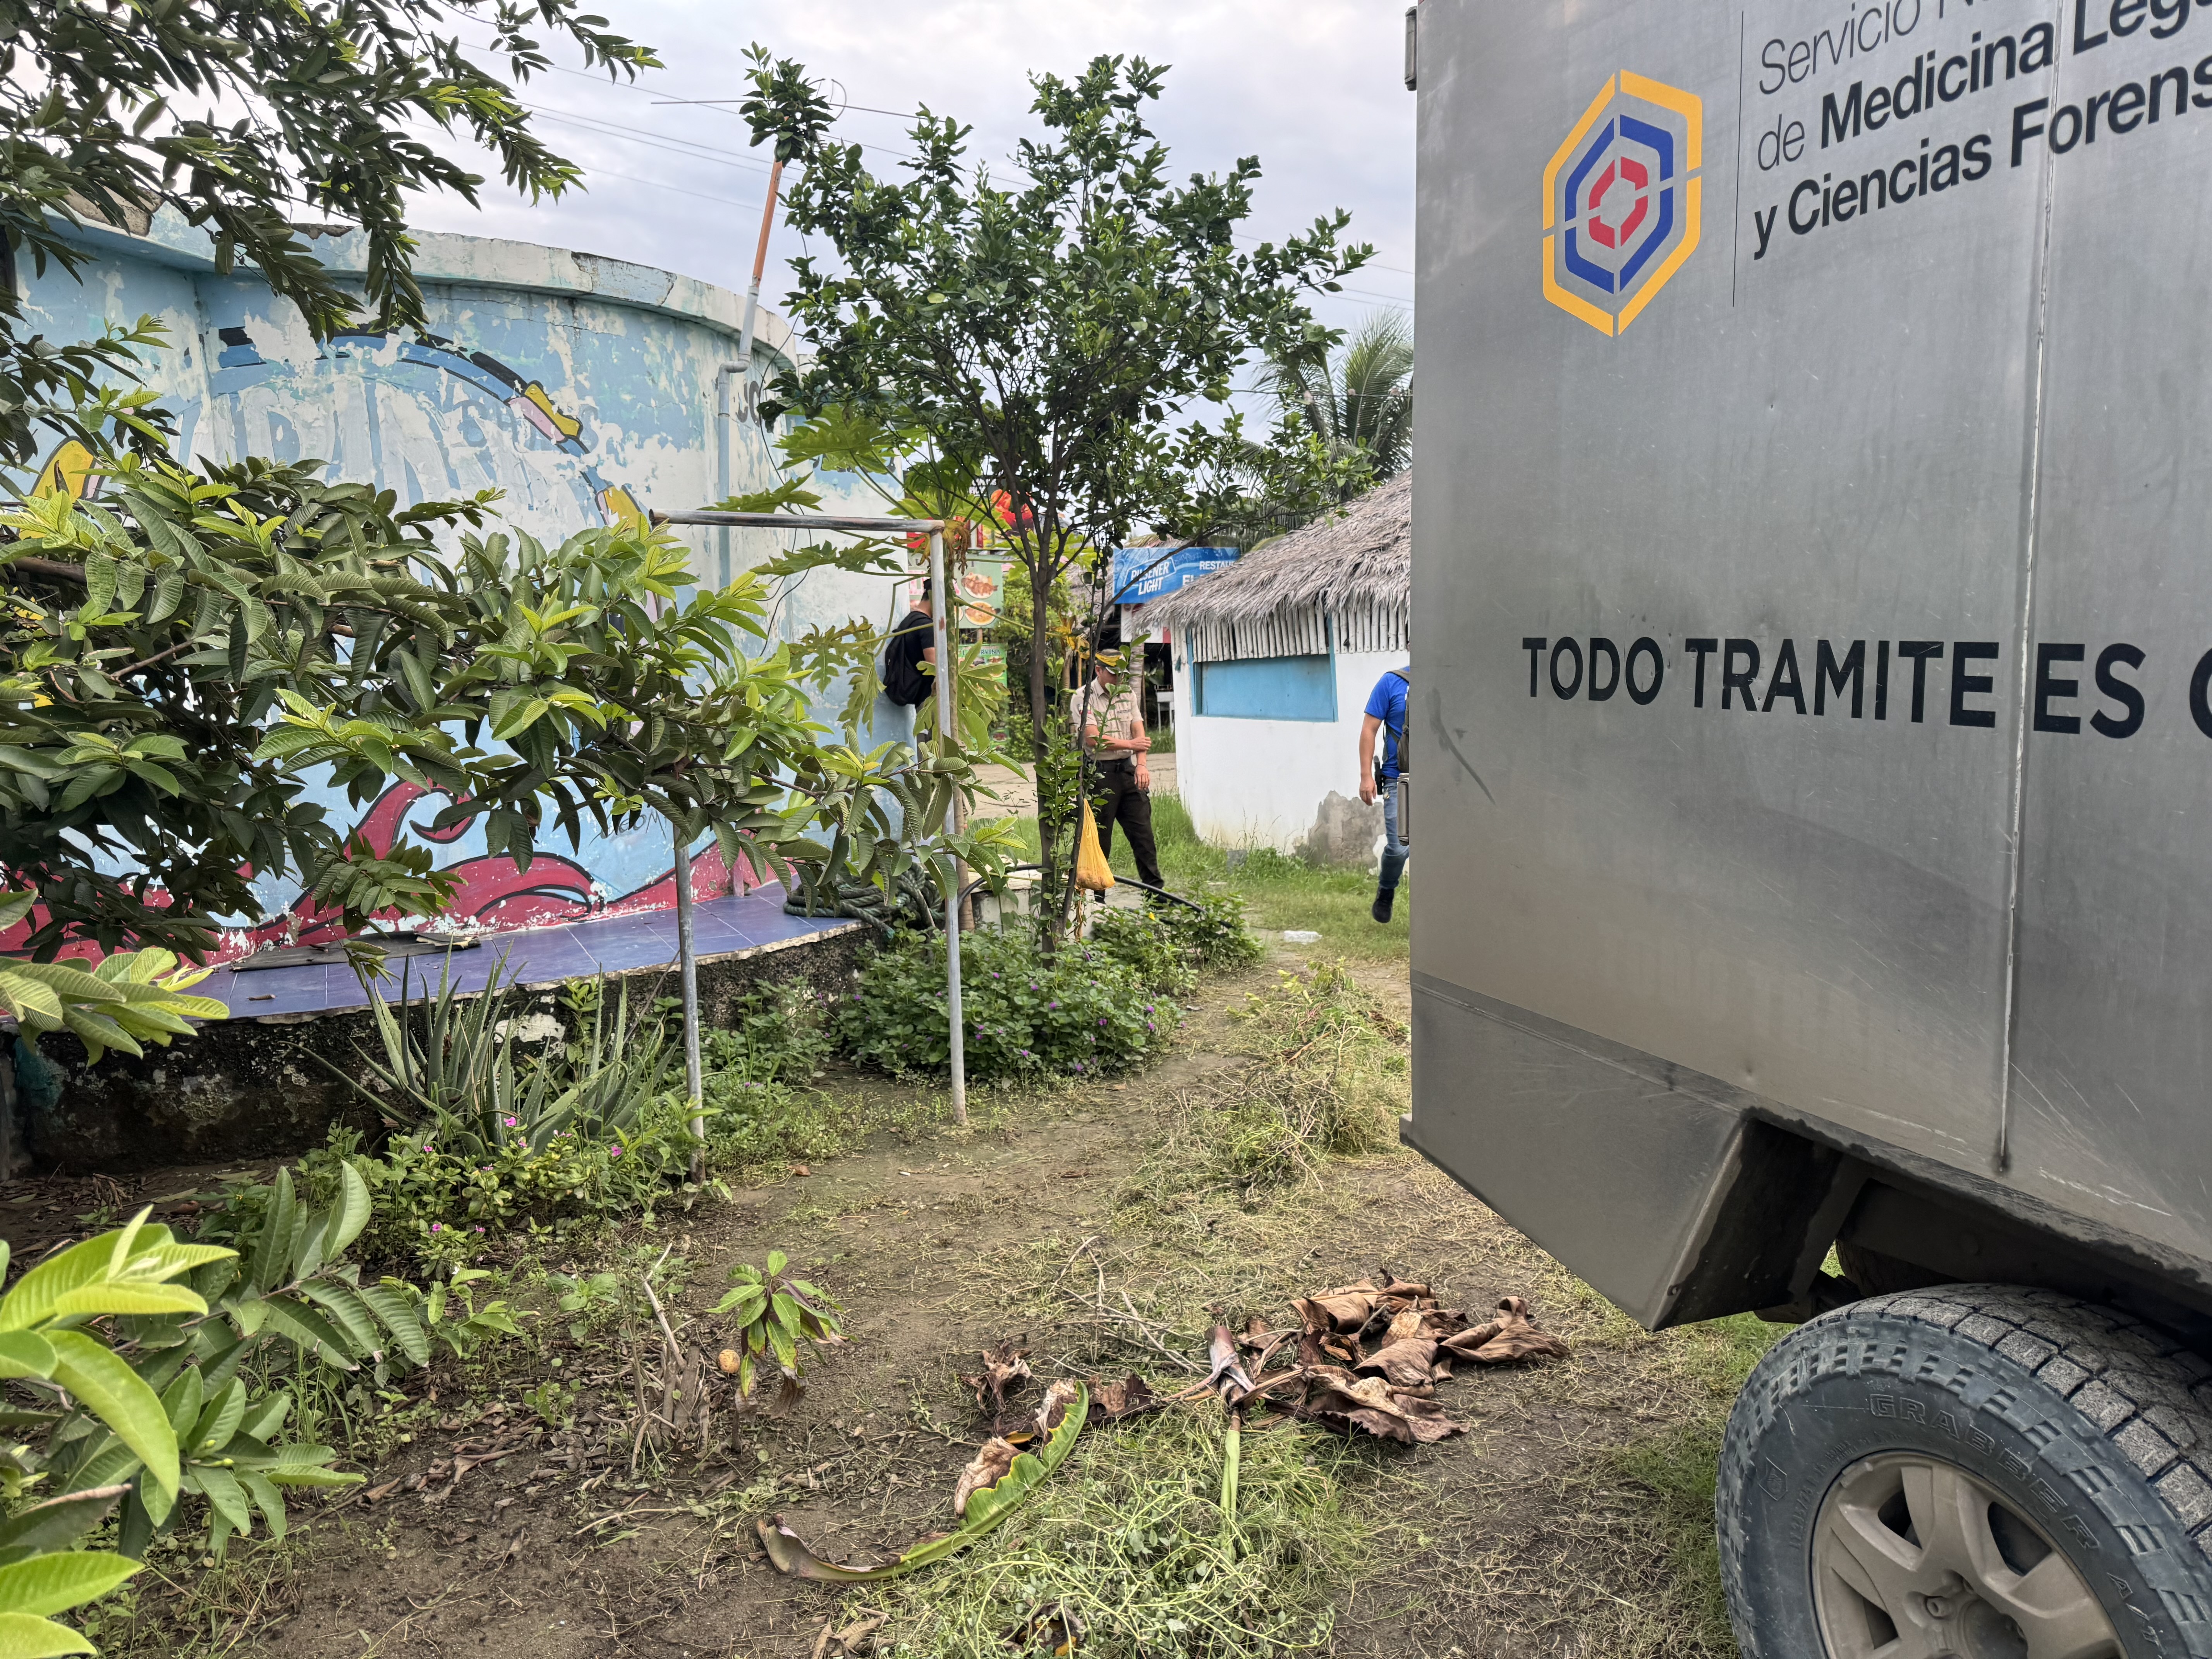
[
  {"left": 930, "top": 527, "right": 967, "bottom": 1127},
  {"left": 733, "top": 158, "right": 785, "bottom": 424},
  {"left": 716, "top": 158, "right": 784, "bottom": 588},
  {"left": 714, "top": 367, "right": 738, "bottom": 586},
  {"left": 671, "top": 819, "right": 706, "bottom": 1177}
]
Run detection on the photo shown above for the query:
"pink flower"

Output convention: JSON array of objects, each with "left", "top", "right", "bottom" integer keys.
[
  {"left": 503, "top": 1116, "right": 518, "bottom": 1128},
  {"left": 430, "top": 1221, "right": 443, "bottom": 1233},
  {"left": 609, "top": 1144, "right": 626, "bottom": 1159}
]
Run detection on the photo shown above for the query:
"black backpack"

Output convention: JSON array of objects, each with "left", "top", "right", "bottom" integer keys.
[{"left": 883, "top": 611, "right": 932, "bottom": 708}]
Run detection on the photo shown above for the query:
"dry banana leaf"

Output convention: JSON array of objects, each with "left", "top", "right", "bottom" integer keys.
[
  {"left": 1085, "top": 1374, "right": 1158, "bottom": 1420},
  {"left": 1442, "top": 1296, "right": 1570, "bottom": 1364},
  {"left": 1355, "top": 1335, "right": 1441, "bottom": 1388},
  {"left": 954, "top": 1438, "right": 1020, "bottom": 1518},
  {"left": 960, "top": 1340, "right": 1034, "bottom": 1430},
  {"left": 1291, "top": 1365, "right": 1466, "bottom": 1445},
  {"left": 757, "top": 1383, "right": 1091, "bottom": 1583}
]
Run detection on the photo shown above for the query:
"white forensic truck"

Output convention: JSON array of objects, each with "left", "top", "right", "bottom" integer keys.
[{"left": 1406, "top": 2, "right": 2212, "bottom": 1654}]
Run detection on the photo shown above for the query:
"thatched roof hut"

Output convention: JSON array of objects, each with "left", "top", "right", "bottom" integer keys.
[{"left": 1147, "top": 471, "right": 1410, "bottom": 663}]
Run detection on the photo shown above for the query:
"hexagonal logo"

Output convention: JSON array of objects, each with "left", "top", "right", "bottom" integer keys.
[{"left": 1543, "top": 72, "right": 1703, "bottom": 337}]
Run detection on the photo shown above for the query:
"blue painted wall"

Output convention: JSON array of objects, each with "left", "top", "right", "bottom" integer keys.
[{"left": 14, "top": 214, "right": 913, "bottom": 953}]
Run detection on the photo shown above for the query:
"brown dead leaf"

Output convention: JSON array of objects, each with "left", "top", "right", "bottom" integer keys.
[
  {"left": 954, "top": 1437, "right": 1020, "bottom": 1517},
  {"left": 960, "top": 1341, "right": 1034, "bottom": 1430},
  {"left": 812, "top": 1609, "right": 886, "bottom": 1658},
  {"left": 1036, "top": 1379, "right": 1081, "bottom": 1436},
  {"left": 1293, "top": 1366, "right": 1466, "bottom": 1445},
  {"left": 1356, "top": 1336, "right": 1441, "bottom": 1388},
  {"left": 1449, "top": 1296, "right": 1570, "bottom": 1364},
  {"left": 1085, "top": 1374, "right": 1158, "bottom": 1420},
  {"left": 1295, "top": 1288, "right": 1377, "bottom": 1334},
  {"left": 1204, "top": 1324, "right": 1258, "bottom": 1403}
]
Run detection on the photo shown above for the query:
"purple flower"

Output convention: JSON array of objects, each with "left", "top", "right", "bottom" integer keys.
[
  {"left": 610, "top": 1144, "right": 625, "bottom": 1158},
  {"left": 1146, "top": 1021, "right": 1156, "bottom": 1032},
  {"left": 1098, "top": 1017, "right": 1107, "bottom": 1027},
  {"left": 503, "top": 1116, "right": 518, "bottom": 1128},
  {"left": 430, "top": 1221, "right": 443, "bottom": 1233}
]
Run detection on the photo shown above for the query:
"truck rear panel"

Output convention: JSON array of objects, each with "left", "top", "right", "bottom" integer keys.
[{"left": 1408, "top": 0, "right": 2212, "bottom": 1324}]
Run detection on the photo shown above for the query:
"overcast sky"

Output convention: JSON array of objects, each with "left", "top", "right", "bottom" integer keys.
[{"left": 404, "top": 0, "right": 1416, "bottom": 384}]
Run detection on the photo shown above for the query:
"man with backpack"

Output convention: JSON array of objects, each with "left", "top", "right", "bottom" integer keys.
[
  {"left": 882, "top": 579, "right": 937, "bottom": 720},
  {"left": 1358, "top": 665, "right": 1410, "bottom": 923}
]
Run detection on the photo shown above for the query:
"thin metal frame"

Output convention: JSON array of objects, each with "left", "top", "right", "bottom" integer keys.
[{"left": 652, "top": 509, "right": 967, "bottom": 1127}]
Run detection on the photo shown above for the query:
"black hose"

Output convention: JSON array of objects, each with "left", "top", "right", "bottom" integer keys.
[{"left": 957, "top": 863, "right": 1207, "bottom": 915}]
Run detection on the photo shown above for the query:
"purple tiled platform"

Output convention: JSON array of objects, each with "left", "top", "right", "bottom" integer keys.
[{"left": 205, "top": 884, "right": 855, "bottom": 1020}]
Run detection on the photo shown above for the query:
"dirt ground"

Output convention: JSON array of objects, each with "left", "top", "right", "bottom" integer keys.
[{"left": 47, "top": 950, "right": 1759, "bottom": 1658}]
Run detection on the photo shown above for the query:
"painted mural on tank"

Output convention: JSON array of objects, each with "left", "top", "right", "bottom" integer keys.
[{"left": 6, "top": 215, "right": 910, "bottom": 963}]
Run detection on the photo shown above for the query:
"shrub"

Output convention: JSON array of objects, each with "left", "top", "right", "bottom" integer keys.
[
  {"left": 835, "top": 930, "right": 1179, "bottom": 1082},
  {"left": 312, "top": 1107, "right": 690, "bottom": 1271},
  {"left": 1086, "top": 907, "right": 1197, "bottom": 997},
  {"left": 701, "top": 977, "right": 838, "bottom": 1085},
  {"left": 1159, "top": 891, "right": 1264, "bottom": 971},
  {"left": 701, "top": 1077, "right": 866, "bottom": 1176}
]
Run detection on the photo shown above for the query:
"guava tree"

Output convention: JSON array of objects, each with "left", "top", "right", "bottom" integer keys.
[{"left": 741, "top": 50, "right": 1367, "bottom": 921}]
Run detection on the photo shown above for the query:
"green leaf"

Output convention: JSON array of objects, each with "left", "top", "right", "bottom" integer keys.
[
  {"left": 43, "top": 1331, "right": 179, "bottom": 1500},
  {"left": 157, "top": 1367, "right": 203, "bottom": 1439},
  {"left": 323, "top": 1162, "right": 372, "bottom": 1262},
  {"left": 192, "top": 1467, "right": 252, "bottom": 1539},
  {"left": 0, "top": 1336, "right": 56, "bottom": 1382},
  {"left": 239, "top": 1471, "right": 287, "bottom": 1543},
  {"left": 298, "top": 1281, "right": 381, "bottom": 1359},
  {"left": 0, "top": 1549, "right": 141, "bottom": 1618},
  {"left": 354, "top": 1284, "right": 430, "bottom": 1367},
  {"left": 257, "top": 1298, "right": 358, "bottom": 1371},
  {"left": 0, "top": 1609, "right": 99, "bottom": 1656},
  {"left": 246, "top": 1170, "right": 297, "bottom": 1295},
  {"left": 0, "top": 1488, "right": 127, "bottom": 1561},
  {"left": 189, "top": 1378, "right": 246, "bottom": 1455}
]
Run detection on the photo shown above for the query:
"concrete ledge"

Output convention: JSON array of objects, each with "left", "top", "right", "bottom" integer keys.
[{"left": 19, "top": 921, "right": 867, "bottom": 1175}]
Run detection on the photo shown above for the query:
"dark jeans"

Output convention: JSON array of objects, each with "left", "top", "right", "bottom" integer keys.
[{"left": 1090, "top": 759, "right": 1163, "bottom": 889}]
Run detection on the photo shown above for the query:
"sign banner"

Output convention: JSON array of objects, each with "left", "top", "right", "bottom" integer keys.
[{"left": 1109, "top": 545, "right": 1238, "bottom": 605}]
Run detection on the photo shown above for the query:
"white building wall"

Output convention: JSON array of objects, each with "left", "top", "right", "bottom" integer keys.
[{"left": 1170, "top": 646, "right": 1407, "bottom": 854}]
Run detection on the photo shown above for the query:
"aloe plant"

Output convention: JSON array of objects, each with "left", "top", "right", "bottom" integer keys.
[{"left": 343, "top": 957, "right": 674, "bottom": 1158}]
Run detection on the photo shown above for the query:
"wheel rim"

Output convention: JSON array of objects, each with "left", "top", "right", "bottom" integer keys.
[{"left": 1812, "top": 1451, "right": 2123, "bottom": 1659}]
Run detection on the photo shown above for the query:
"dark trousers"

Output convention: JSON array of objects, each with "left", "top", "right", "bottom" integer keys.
[{"left": 1090, "top": 759, "right": 1163, "bottom": 889}]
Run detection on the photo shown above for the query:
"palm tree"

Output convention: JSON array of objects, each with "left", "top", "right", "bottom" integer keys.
[{"left": 1263, "top": 310, "right": 1414, "bottom": 490}]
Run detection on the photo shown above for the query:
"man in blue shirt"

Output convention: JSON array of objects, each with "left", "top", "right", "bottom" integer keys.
[{"left": 1358, "top": 666, "right": 1409, "bottom": 922}]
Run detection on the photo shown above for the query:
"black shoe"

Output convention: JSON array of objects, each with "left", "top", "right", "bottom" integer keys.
[{"left": 1372, "top": 886, "right": 1396, "bottom": 924}]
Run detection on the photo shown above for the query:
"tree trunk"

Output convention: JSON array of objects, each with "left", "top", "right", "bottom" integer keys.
[{"left": 1029, "top": 551, "right": 1063, "bottom": 949}]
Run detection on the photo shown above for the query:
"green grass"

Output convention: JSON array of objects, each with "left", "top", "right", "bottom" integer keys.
[
  {"left": 1003, "top": 793, "right": 1410, "bottom": 962},
  {"left": 1603, "top": 1312, "right": 1786, "bottom": 1650}
]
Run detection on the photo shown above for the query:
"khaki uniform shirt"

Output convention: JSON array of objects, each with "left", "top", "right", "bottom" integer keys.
[{"left": 1070, "top": 678, "right": 1143, "bottom": 754}]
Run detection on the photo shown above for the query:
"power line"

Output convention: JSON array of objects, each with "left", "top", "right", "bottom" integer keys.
[{"left": 525, "top": 104, "right": 777, "bottom": 173}]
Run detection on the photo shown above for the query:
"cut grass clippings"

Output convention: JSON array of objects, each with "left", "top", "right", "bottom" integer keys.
[
  {"left": 860, "top": 1398, "right": 1370, "bottom": 1658},
  {"left": 1120, "top": 960, "right": 1407, "bottom": 1230}
]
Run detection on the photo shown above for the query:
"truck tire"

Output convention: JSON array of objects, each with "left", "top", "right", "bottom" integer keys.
[{"left": 1717, "top": 1286, "right": 2212, "bottom": 1658}]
